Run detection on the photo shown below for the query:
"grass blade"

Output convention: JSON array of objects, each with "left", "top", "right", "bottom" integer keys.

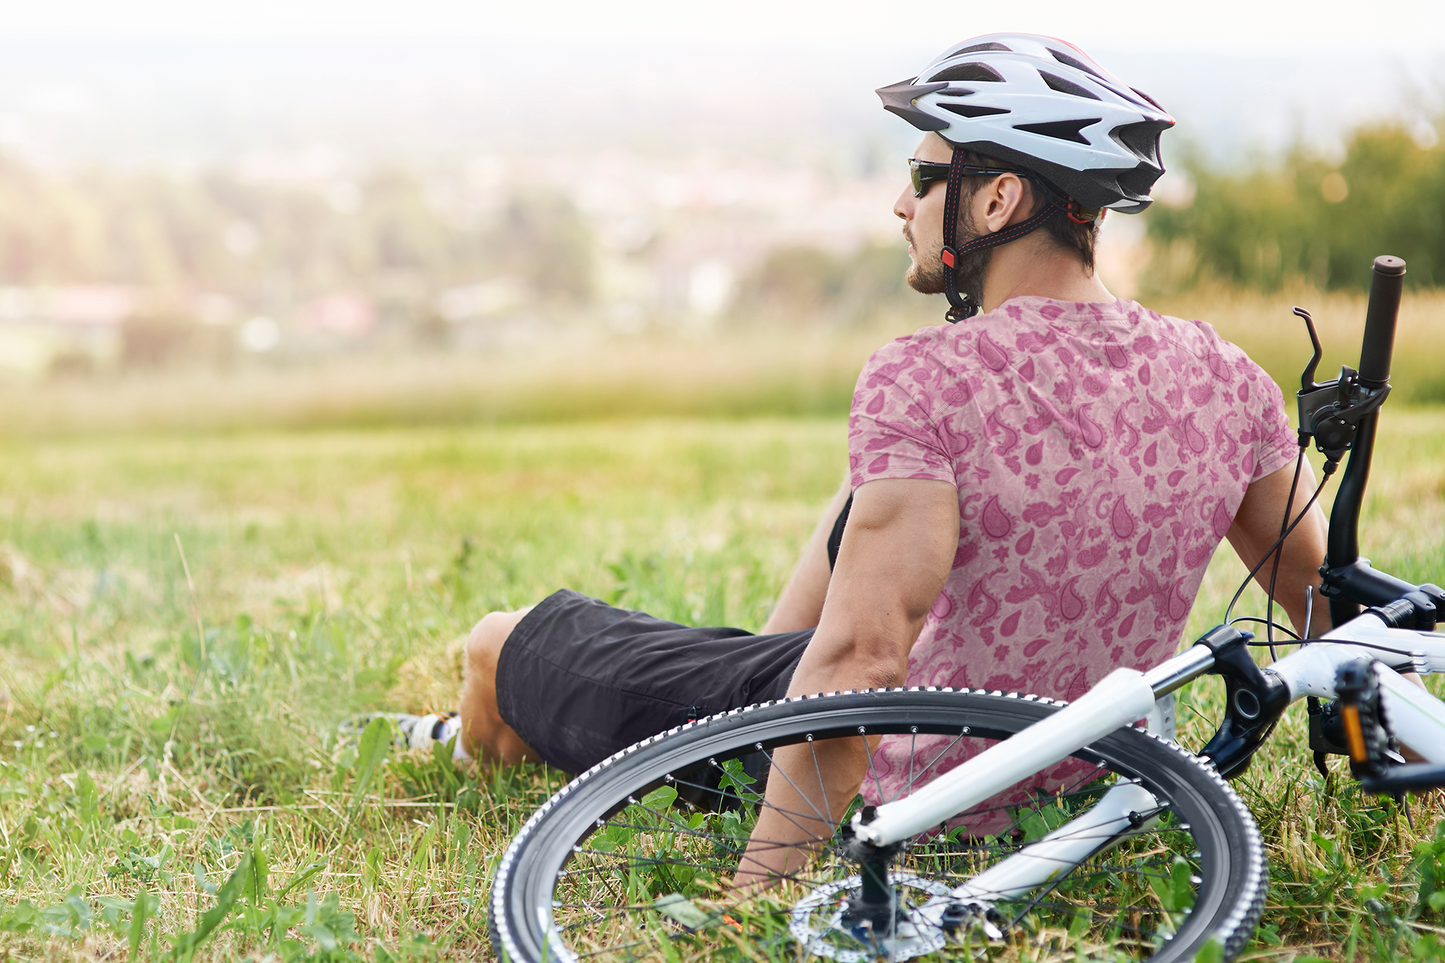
[
  {"left": 170, "top": 852, "right": 251, "bottom": 961},
  {"left": 350, "top": 716, "right": 391, "bottom": 814}
]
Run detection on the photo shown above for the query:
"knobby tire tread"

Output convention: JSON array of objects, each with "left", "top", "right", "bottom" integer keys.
[{"left": 489, "top": 686, "right": 1267, "bottom": 963}]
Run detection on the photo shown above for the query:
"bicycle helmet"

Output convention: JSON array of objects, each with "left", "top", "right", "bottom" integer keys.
[{"left": 877, "top": 33, "right": 1174, "bottom": 320}]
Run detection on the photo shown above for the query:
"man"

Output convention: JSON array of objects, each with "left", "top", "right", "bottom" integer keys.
[{"left": 388, "top": 34, "right": 1326, "bottom": 880}]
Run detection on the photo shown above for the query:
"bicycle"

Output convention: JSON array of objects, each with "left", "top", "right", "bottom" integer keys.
[{"left": 490, "top": 255, "right": 1444, "bottom": 963}]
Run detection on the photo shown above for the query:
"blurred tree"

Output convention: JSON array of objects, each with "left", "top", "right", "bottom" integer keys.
[
  {"left": 484, "top": 191, "right": 594, "bottom": 304},
  {"left": 1145, "top": 121, "right": 1445, "bottom": 292},
  {"left": 733, "top": 243, "right": 911, "bottom": 326},
  {"left": 747, "top": 246, "right": 842, "bottom": 315},
  {"left": 121, "top": 312, "right": 199, "bottom": 369},
  {"left": 121, "top": 310, "right": 236, "bottom": 370},
  {"left": 838, "top": 244, "right": 911, "bottom": 321},
  {"left": 0, "top": 157, "right": 566, "bottom": 306}
]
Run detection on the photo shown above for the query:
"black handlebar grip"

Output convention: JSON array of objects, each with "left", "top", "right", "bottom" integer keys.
[{"left": 1358, "top": 255, "right": 1405, "bottom": 388}]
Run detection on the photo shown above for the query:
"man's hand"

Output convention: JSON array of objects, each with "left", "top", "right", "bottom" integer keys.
[{"left": 733, "top": 477, "right": 957, "bottom": 887}]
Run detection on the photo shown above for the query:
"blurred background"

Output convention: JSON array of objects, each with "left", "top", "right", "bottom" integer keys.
[{"left": 3, "top": 0, "right": 1445, "bottom": 431}]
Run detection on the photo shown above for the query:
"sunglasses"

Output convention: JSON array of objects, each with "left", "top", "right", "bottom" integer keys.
[{"left": 909, "top": 158, "right": 1030, "bottom": 198}]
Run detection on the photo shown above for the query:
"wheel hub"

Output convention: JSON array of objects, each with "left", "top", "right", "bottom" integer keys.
[{"left": 788, "top": 873, "right": 953, "bottom": 962}]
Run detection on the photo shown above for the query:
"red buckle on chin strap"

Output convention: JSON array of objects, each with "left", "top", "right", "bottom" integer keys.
[
  {"left": 1062, "top": 197, "right": 1101, "bottom": 225},
  {"left": 940, "top": 246, "right": 957, "bottom": 269}
]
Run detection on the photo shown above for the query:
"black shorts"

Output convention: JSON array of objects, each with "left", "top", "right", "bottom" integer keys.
[{"left": 495, "top": 589, "right": 814, "bottom": 774}]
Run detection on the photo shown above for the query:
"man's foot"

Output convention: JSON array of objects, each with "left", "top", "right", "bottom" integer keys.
[{"left": 340, "top": 712, "right": 461, "bottom": 752}]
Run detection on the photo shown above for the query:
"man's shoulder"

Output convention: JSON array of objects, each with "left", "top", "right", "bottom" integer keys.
[
  {"left": 860, "top": 324, "right": 949, "bottom": 377},
  {"left": 1131, "top": 301, "right": 1260, "bottom": 363}
]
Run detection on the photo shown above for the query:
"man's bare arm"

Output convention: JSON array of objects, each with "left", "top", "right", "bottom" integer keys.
[
  {"left": 1226, "top": 459, "right": 1330, "bottom": 636},
  {"left": 736, "top": 477, "right": 957, "bottom": 885},
  {"left": 761, "top": 475, "right": 853, "bottom": 634}
]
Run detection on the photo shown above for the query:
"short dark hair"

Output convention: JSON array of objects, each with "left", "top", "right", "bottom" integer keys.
[{"left": 955, "top": 150, "right": 1101, "bottom": 272}]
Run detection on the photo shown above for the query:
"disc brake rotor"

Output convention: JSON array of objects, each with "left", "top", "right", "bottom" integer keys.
[{"left": 788, "top": 872, "right": 953, "bottom": 963}]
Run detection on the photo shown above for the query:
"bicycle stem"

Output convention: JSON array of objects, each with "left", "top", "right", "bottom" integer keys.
[{"left": 1268, "top": 638, "right": 1445, "bottom": 765}]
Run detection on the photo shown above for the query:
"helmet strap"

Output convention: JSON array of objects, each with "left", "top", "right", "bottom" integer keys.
[
  {"left": 937, "top": 149, "right": 1066, "bottom": 324},
  {"left": 939, "top": 149, "right": 975, "bottom": 323}
]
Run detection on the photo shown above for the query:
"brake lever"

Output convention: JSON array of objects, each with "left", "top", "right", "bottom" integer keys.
[
  {"left": 1294, "top": 307, "right": 1391, "bottom": 463},
  {"left": 1297, "top": 306, "right": 1323, "bottom": 390}
]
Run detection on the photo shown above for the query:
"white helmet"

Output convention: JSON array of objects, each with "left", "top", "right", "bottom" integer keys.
[{"left": 877, "top": 33, "right": 1174, "bottom": 214}]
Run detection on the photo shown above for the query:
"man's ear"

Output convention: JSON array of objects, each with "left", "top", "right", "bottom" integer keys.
[{"left": 980, "top": 173, "right": 1028, "bottom": 232}]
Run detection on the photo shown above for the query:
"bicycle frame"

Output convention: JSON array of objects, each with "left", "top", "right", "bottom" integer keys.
[
  {"left": 853, "top": 617, "right": 1445, "bottom": 851},
  {"left": 849, "top": 255, "right": 1445, "bottom": 913}
]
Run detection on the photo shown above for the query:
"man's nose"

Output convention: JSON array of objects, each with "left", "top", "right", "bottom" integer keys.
[{"left": 894, "top": 183, "right": 914, "bottom": 220}]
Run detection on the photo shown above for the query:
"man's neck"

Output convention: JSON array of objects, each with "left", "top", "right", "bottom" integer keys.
[{"left": 979, "top": 233, "right": 1113, "bottom": 315}]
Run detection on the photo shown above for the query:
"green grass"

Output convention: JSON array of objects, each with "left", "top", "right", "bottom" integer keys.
[
  {"left": 0, "top": 419, "right": 845, "bottom": 961},
  {"left": 5, "top": 285, "right": 1445, "bottom": 439},
  {"left": 2, "top": 409, "right": 1445, "bottom": 961}
]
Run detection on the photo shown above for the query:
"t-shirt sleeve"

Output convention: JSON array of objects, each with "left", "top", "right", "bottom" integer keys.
[
  {"left": 1248, "top": 363, "right": 1298, "bottom": 483},
  {"left": 848, "top": 340, "right": 959, "bottom": 489}
]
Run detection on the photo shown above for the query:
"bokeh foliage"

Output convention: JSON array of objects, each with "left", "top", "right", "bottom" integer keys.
[
  {"left": 730, "top": 243, "right": 913, "bottom": 328},
  {"left": 1145, "top": 122, "right": 1445, "bottom": 292},
  {"left": 0, "top": 160, "right": 591, "bottom": 304}
]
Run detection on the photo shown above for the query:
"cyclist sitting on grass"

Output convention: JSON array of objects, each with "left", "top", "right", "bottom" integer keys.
[{"left": 383, "top": 34, "right": 1329, "bottom": 881}]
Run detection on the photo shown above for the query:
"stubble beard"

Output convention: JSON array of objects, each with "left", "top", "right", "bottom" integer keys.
[{"left": 905, "top": 217, "right": 991, "bottom": 306}]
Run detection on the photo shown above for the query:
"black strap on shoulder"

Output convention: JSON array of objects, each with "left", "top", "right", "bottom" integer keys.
[{"left": 826, "top": 492, "right": 853, "bottom": 571}]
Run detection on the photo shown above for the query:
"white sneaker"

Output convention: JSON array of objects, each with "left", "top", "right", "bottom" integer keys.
[{"left": 340, "top": 712, "right": 457, "bottom": 751}]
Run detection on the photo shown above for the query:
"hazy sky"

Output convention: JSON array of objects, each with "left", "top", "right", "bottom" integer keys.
[
  {"left": 1, "top": 0, "right": 1441, "bottom": 169},
  {"left": 9, "top": 0, "right": 1445, "bottom": 53}
]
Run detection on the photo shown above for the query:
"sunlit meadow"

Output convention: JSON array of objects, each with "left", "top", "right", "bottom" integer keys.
[{"left": 1, "top": 289, "right": 1445, "bottom": 961}]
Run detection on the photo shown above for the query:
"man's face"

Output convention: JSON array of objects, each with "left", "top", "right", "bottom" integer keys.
[{"left": 894, "top": 133, "right": 991, "bottom": 304}]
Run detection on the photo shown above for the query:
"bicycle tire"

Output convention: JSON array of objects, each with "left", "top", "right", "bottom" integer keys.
[{"left": 490, "top": 687, "right": 1266, "bottom": 962}]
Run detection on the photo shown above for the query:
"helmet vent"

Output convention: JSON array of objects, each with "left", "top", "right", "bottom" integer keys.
[
  {"left": 1111, "top": 121, "right": 1168, "bottom": 165},
  {"left": 1013, "top": 118, "right": 1099, "bottom": 145},
  {"left": 929, "top": 63, "right": 1004, "bottom": 84},
  {"left": 1038, "top": 71, "right": 1101, "bottom": 101},
  {"left": 1117, "top": 164, "right": 1160, "bottom": 199},
  {"left": 1047, "top": 48, "right": 1106, "bottom": 81},
  {"left": 938, "top": 102, "right": 1011, "bottom": 119},
  {"left": 947, "top": 41, "right": 1012, "bottom": 56}
]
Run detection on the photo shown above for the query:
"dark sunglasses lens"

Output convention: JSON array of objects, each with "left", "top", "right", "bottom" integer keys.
[{"left": 910, "top": 160, "right": 950, "bottom": 197}]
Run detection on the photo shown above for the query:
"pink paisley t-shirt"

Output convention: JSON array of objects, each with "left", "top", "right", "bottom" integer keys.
[{"left": 849, "top": 296, "right": 1296, "bottom": 824}]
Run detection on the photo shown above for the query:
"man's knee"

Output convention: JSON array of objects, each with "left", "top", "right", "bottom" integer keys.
[
  {"left": 464, "top": 606, "right": 534, "bottom": 680},
  {"left": 465, "top": 612, "right": 507, "bottom": 670},
  {"left": 460, "top": 606, "right": 540, "bottom": 765}
]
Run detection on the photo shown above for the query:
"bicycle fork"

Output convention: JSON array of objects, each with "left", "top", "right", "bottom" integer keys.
[
  {"left": 851, "top": 637, "right": 1223, "bottom": 848},
  {"left": 837, "top": 632, "right": 1235, "bottom": 943}
]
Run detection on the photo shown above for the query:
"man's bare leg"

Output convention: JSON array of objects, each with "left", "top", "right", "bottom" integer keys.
[{"left": 459, "top": 606, "right": 541, "bottom": 765}]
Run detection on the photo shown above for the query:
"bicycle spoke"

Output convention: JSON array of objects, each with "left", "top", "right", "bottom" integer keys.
[{"left": 498, "top": 691, "right": 1263, "bottom": 963}]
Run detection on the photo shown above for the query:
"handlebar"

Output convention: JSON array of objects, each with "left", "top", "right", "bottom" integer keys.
[
  {"left": 1323, "top": 256, "right": 1408, "bottom": 626},
  {"left": 1358, "top": 256, "right": 1405, "bottom": 388}
]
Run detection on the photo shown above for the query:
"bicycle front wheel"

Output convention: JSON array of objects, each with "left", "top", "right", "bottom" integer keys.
[{"left": 490, "top": 687, "right": 1266, "bottom": 963}]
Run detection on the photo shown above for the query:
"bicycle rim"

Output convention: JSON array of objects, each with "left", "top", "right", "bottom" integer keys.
[{"left": 490, "top": 687, "right": 1266, "bottom": 963}]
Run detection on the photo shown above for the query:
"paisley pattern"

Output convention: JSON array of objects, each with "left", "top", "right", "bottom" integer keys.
[{"left": 848, "top": 297, "right": 1296, "bottom": 828}]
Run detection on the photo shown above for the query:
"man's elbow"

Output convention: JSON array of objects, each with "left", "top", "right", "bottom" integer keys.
[
  {"left": 852, "top": 656, "right": 909, "bottom": 691},
  {"left": 808, "top": 633, "right": 910, "bottom": 691}
]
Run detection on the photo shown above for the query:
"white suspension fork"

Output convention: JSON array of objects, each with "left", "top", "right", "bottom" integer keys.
[
  {"left": 948, "top": 781, "right": 1162, "bottom": 903},
  {"left": 853, "top": 645, "right": 1214, "bottom": 847}
]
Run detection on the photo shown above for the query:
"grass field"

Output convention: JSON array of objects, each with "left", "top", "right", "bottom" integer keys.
[
  {"left": 3, "top": 294, "right": 1445, "bottom": 959},
  {"left": 0, "top": 418, "right": 848, "bottom": 962},
  {"left": 4, "top": 286, "right": 1445, "bottom": 439}
]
